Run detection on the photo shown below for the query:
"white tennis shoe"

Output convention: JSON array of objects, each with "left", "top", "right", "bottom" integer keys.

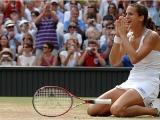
[{"left": 150, "top": 99, "right": 160, "bottom": 117}]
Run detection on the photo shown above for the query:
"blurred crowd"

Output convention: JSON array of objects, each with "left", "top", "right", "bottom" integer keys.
[{"left": 0, "top": 0, "right": 159, "bottom": 67}]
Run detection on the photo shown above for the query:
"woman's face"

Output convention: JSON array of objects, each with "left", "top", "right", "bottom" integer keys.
[
  {"left": 125, "top": 6, "right": 143, "bottom": 29},
  {"left": 23, "top": 44, "right": 32, "bottom": 53},
  {"left": 68, "top": 25, "right": 76, "bottom": 33},
  {"left": 21, "top": 23, "right": 29, "bottom": 32},
  {"left": 108, "top": 4, "right": 116, "bottom": 14},
  {"left": 88, "top": 6, "right": 95, "bottom": 13},
  {"left": 43, "top": 44, "right": 50, "bottom": 53},
  {"left": 67, "top": 39, "right": 77, "bottom": 50},
  {"left": 23, "top": 34, "right": 33, "bottom": 43},
  {"left": 105, "top": 24, "right": 115, "bottom": 35},
  {"left": 0, "top": 36, "right": 8, "bottom": 47}
]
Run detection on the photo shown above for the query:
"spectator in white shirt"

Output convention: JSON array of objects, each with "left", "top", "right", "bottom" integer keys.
[{"left": 63, "top": 22, "right": 82, "bottom": 47}]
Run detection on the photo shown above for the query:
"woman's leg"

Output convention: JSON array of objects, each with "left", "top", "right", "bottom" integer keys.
[
  {"left": 87, "top": 87, "right": 127, "bottom": 116},
  {"left": 110, "top": 89, "right": 158, "bottom": 117}
]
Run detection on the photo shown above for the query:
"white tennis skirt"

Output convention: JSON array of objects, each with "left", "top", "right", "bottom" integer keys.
[{"left": 116, "top": 69, "right": 160, "bottom": 106}]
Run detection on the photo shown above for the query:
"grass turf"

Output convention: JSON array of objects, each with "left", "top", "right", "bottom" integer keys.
[{"left": 0, "top": 97, "right": 159, "bottom": 120}]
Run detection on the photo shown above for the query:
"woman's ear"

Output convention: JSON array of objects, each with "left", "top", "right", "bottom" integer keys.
[{"left": 139, "top": 16, "right": 144, "bottom": 22}]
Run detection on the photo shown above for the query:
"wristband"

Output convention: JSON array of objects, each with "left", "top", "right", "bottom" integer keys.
[{"left": 114, "top": 36, "right": 121, "bottom": 44}]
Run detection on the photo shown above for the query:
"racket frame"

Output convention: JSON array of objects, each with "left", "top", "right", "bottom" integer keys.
[
  {"left": 32, "top": 86, "right": 111, "bottom": 117},
  {"left": 32, "top": 86, "right": 74, "bottom": 117}
]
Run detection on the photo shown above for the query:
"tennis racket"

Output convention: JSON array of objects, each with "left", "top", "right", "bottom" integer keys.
[{"left": 32, "top": 86, "right": 112, "bottom": 117}]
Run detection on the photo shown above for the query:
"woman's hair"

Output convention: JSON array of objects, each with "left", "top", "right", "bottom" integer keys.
[
  {"left": 108, "top": 3, "right": 117, "bottom": 13},
  {"left": 146, "top": 17, "right": 156, "bottom": 30},
  {"left": 65, "top": 36, "right": 80, "bottom": 50},
  {"left": 129, "top": 3, "right": 156, "bottom": 30},
  {"left": 0, "top": 34, "right": 9, "bottom": 51},
  {"left": 85, "top": 26, "right": 100, "bottom": 40},
  {"left": 22, "top": 33, "right": 33, "bottom": 43},
  {"left": 23, "top": 42, "right": 33, "bottom": 49},
  {"left": 87, "top": 4, "right": 97, "bottom": 19},
  {"left": 107, "top": 3, "right": 118, "bottom": 19},
  {"left": 44, "top": 42, "right": 54, "bottom": 52}
]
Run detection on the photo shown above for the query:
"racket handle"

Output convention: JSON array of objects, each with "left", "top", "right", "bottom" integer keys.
[
  {"left": 87, "top": 99, "right": 112, "bottom": 104},
  {"left": 94, "top": 99, "right": 112, "bottom": 104}
]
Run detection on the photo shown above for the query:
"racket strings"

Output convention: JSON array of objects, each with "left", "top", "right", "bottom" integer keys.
[{"left": 33, "top": 87, "right": 72, "bottom": 116}]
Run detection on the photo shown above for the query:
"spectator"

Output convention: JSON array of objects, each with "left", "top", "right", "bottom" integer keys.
[
  {"left": 17, "top": 33, "right": 34, "bottom": 55},
  {"left": 59, "top": 36, "right": 81, "bottom": 67},
  {"left": 78, "top": 40, "right": 106, "bottom": 67},
  {"left": 99, "top": 22, "right": 115, "bottom": 65},
  {"left": 0, "top": 13, "right": 5, "bottom": 36},
  {"left": 101, "top": 14, "right": 114, "bottom": 35},
  {"left": 3, "top": 0, "right": 24, "bottom": 19},
  {"left": 16, "top": 19, "right": 37, "bottom": 44},
  {"left": 17, "top": 42, "right": 36, "bottom": 66},
  {"left": 0, "top": 34, "right": 9, "bottom": 51},
  {"left": 0, "top": 48, "right": 16, "bottom": 66},
  {"left": 99, "top": 0, "right": 117, "bottom": 18},
  {"left": 83, "top": 26, "right": 100, "bottom": 50},
  {"left": 83, "top": 1, "right": 102, "bottom": 31},
  {"left": 152, "top": 1, "right": 160, "bottom": 27},
  {"left": 64, "top": 6, "right": 86, "bottom": 37},
  {"left": 83, "top": 1, "right": 102, "bottom": 24},
  {"left": 24, "top": 1, "right": 37, "bottom": 22},
  {"left": 107, "top": 3, "right": 119, "bottom": 21},
  {"left": 64, "top": 0, "right": 81, "bottom": 11},
  {"left": 31, "top": 10, "right": 40, "bottom": 22},
  {"left": 9, "top": 8, "right": 21, "bottom": 25},
  {"left": 51, "top": 0, "right": 64, "bottom": 23},
  {"left": 36, "top": 42, "right": 58, "bottom": 66},
  {"left": 0, "top": 1, "right": 4, "bottom": 13},
  {"left": 34, "top": 2, "right": 59, "bottom": 57},
  {"left": 4, "top": 19, "right": 20, "bottom": 58},
  {"left": 63, "top": 22, "right": 82, "bottom": 47},
  {"left": 64, "top": 0, "right": 83, "bottom": 23},
  {"left": 50, "top": 0, "right": 64, "bottom": 50}
]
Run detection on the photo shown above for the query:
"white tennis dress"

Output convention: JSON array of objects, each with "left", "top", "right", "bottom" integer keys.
[{"left": 117, "top": 29, "right": 160, "bottom": 106}]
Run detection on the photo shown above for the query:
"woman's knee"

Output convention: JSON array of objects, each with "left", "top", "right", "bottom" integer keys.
[
  {"left": 87, "top": 104, "right": 97, "bottom": 116},
  {"left": 110, "top": 103, "right": 127, "bottom": 117},
  {"left": 87, "top": 104, "right": 110, "bottom": 116}
]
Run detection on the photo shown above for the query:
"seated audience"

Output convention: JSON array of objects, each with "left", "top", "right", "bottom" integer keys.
[
  {"left": 78, "top": 40, "right": 106, "bottom": 67},
  {"left": 0, "top": 34, "right": 9, "bottom": 51},
  {"left": 99, "top": 22, "right": 115, "bottom": 65},
  {"left": 82, "top": 26, "right": 100, "bottom": 50},
  {"left": 36, "top": 42, "right": 58, "bottom": 66},
  {"left": 63, "top": 22, "right": 82, "bottom": 47},
  {"left": 64, "top": 6, "right": 86, "bottom": 37},
  {"left": 0, "top": 48, "right": 16, "bottom": 66},
  {"left": 17, "top": 42, "right": 36, "bottom": 66},
  {"left": 59, "top": 36, "right": 81, "bottom": 67}
]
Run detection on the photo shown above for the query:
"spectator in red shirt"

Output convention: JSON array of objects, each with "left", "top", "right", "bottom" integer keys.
[
  {"left": 78, "top": 40, "right": 106, "bottom": 67},
  {"left": 3, "top": 0, "right": 24, "bottom": 19}
]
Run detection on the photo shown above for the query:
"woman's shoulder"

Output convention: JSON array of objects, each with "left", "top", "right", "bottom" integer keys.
[
  {"left": 147, "top": 29, "right": 160, "bottom": 40},
  {"left": 144, "top": 29, "right": 160, "bottom": 49},
  {"left": 59, "top": 50, "right": 67, "bottom": 56}
]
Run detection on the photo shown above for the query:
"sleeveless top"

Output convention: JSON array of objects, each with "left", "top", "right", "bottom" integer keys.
[
  {"left": 18, "top": 55, "right": 36, "bottom": 66},
  {"left": 118, "top": 29, "right": 160, "bottom": 100},
  {"left": 128, "top": 28, "right": 160, "bottom": 84},
  {"left": 40, "top": 56, "right": 55, "bottom": 66},
  {"left": 131, "top": 29, "right": 160, "bottom": 70}
]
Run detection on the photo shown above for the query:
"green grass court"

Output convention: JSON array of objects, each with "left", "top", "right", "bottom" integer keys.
[{"left": 0, "top": 97, "right": 159, "bottom": 120}]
